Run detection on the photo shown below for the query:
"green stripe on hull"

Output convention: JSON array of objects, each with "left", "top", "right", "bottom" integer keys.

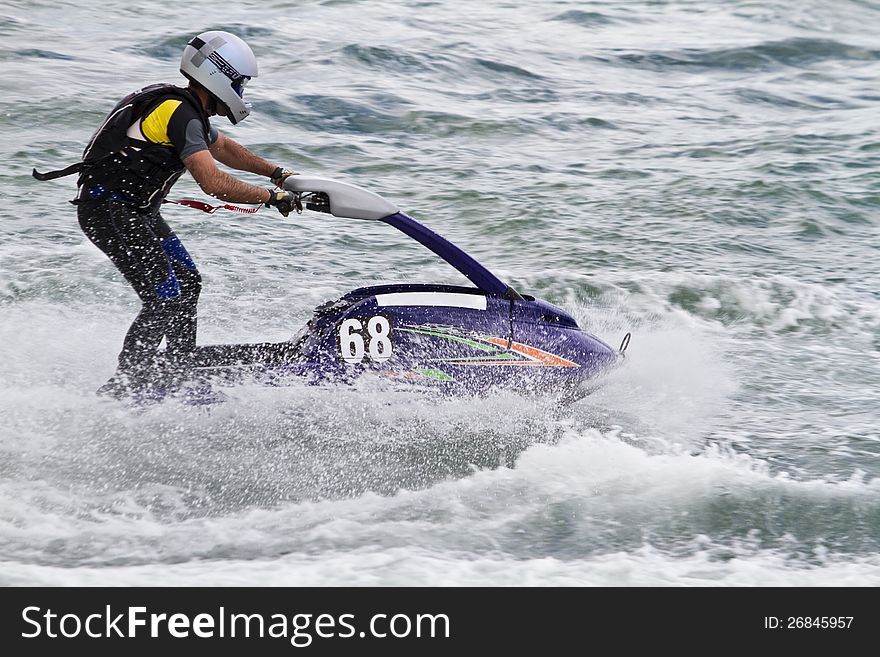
[
  {"left": 415, "top": 368, "right": 455, "bottom": 381},
  {"left": 398, "top": 327, "right": 501, "bottom": 352}
]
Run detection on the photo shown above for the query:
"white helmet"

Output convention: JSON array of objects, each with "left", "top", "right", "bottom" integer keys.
[{"left": 180, "top": 30, "right": 258, "bottom": 125}]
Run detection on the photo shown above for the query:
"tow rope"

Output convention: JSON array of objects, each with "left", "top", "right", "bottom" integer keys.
[{"left": 163, "top": 198, "right": 261, "bottom": 214}]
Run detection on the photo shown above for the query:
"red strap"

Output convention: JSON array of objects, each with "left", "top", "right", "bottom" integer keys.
[{"left": 164, "top": 198, "right": 261, "bottom": 214}]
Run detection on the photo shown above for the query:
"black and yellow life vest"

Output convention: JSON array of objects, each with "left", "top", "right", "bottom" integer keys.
[{"left": 33, "top": 84, "right": 211, "bottom": 210}]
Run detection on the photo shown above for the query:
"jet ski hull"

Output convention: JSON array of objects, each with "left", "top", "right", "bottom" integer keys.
[{"left": 134, "top": 284, "right": 620, "bottom": 401}]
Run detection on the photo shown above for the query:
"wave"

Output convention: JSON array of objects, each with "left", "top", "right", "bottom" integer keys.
[
  {"left": 5, "top": 49, "right": 74, "bottom": 61},
  {"left": 592, "top": 38, "right": 880, "bottom": 72},
  {"left": 130, "top": 26, "right": 274, "bottom": 61},
  {"left": 2, "top": 426, "right": 879, "bottom": 576},
  {"left": 7, "top": 545, "right": 880, "bottom": 586},
  {"left": 550, "top": 10, "right": 621, "bottom": 28},
  {"left": 339, "top": 43, "right": 543, "bottom": 82}
]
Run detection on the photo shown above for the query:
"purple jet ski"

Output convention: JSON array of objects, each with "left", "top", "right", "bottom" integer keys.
[{"left": 147, "top": 177, "right": 629, "bottom": 400}]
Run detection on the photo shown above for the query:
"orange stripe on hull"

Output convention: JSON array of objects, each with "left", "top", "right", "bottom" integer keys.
[
  {"left": 482, "top": 337, "right": 580, "bottom": 368},
  {"left": 446, "top": 361, "right": 557, "bottom": 367}
]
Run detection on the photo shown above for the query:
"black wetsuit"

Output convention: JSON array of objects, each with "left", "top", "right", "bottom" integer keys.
[
  {"left": 74, "top": 86, "right": 219, "bottom": 385},
  {"left": 78, "top": 201, "right": 202, "bottom": 377}
]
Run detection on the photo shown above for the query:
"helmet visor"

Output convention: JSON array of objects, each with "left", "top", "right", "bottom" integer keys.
[{"left": 231, "top": 76, "right": 250, "bottom": 98}]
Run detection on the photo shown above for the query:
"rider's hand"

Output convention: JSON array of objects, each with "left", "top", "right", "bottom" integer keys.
[
  {"left": 270, "top": 166, "right": 297, "bottom": 188},
  {"left": 265, "top": 189, "right": 302, "bottom": 217}
]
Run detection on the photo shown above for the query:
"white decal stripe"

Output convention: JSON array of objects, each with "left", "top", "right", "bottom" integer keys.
[{"left": 375, "top": 292, "right": 487, "bottom": 310}]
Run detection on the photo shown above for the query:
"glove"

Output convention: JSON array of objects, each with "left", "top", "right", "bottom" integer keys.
[
  {"left": 270, "top": 166, "right": 298, "bottom": 188},
  {"left": 265, "top": 189, "right": 302, "bottom": 217}
]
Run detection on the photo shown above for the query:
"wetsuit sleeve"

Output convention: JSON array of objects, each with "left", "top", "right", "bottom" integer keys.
[{"left": 179, "top": 120, "right": 219, "bottom": 160}]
